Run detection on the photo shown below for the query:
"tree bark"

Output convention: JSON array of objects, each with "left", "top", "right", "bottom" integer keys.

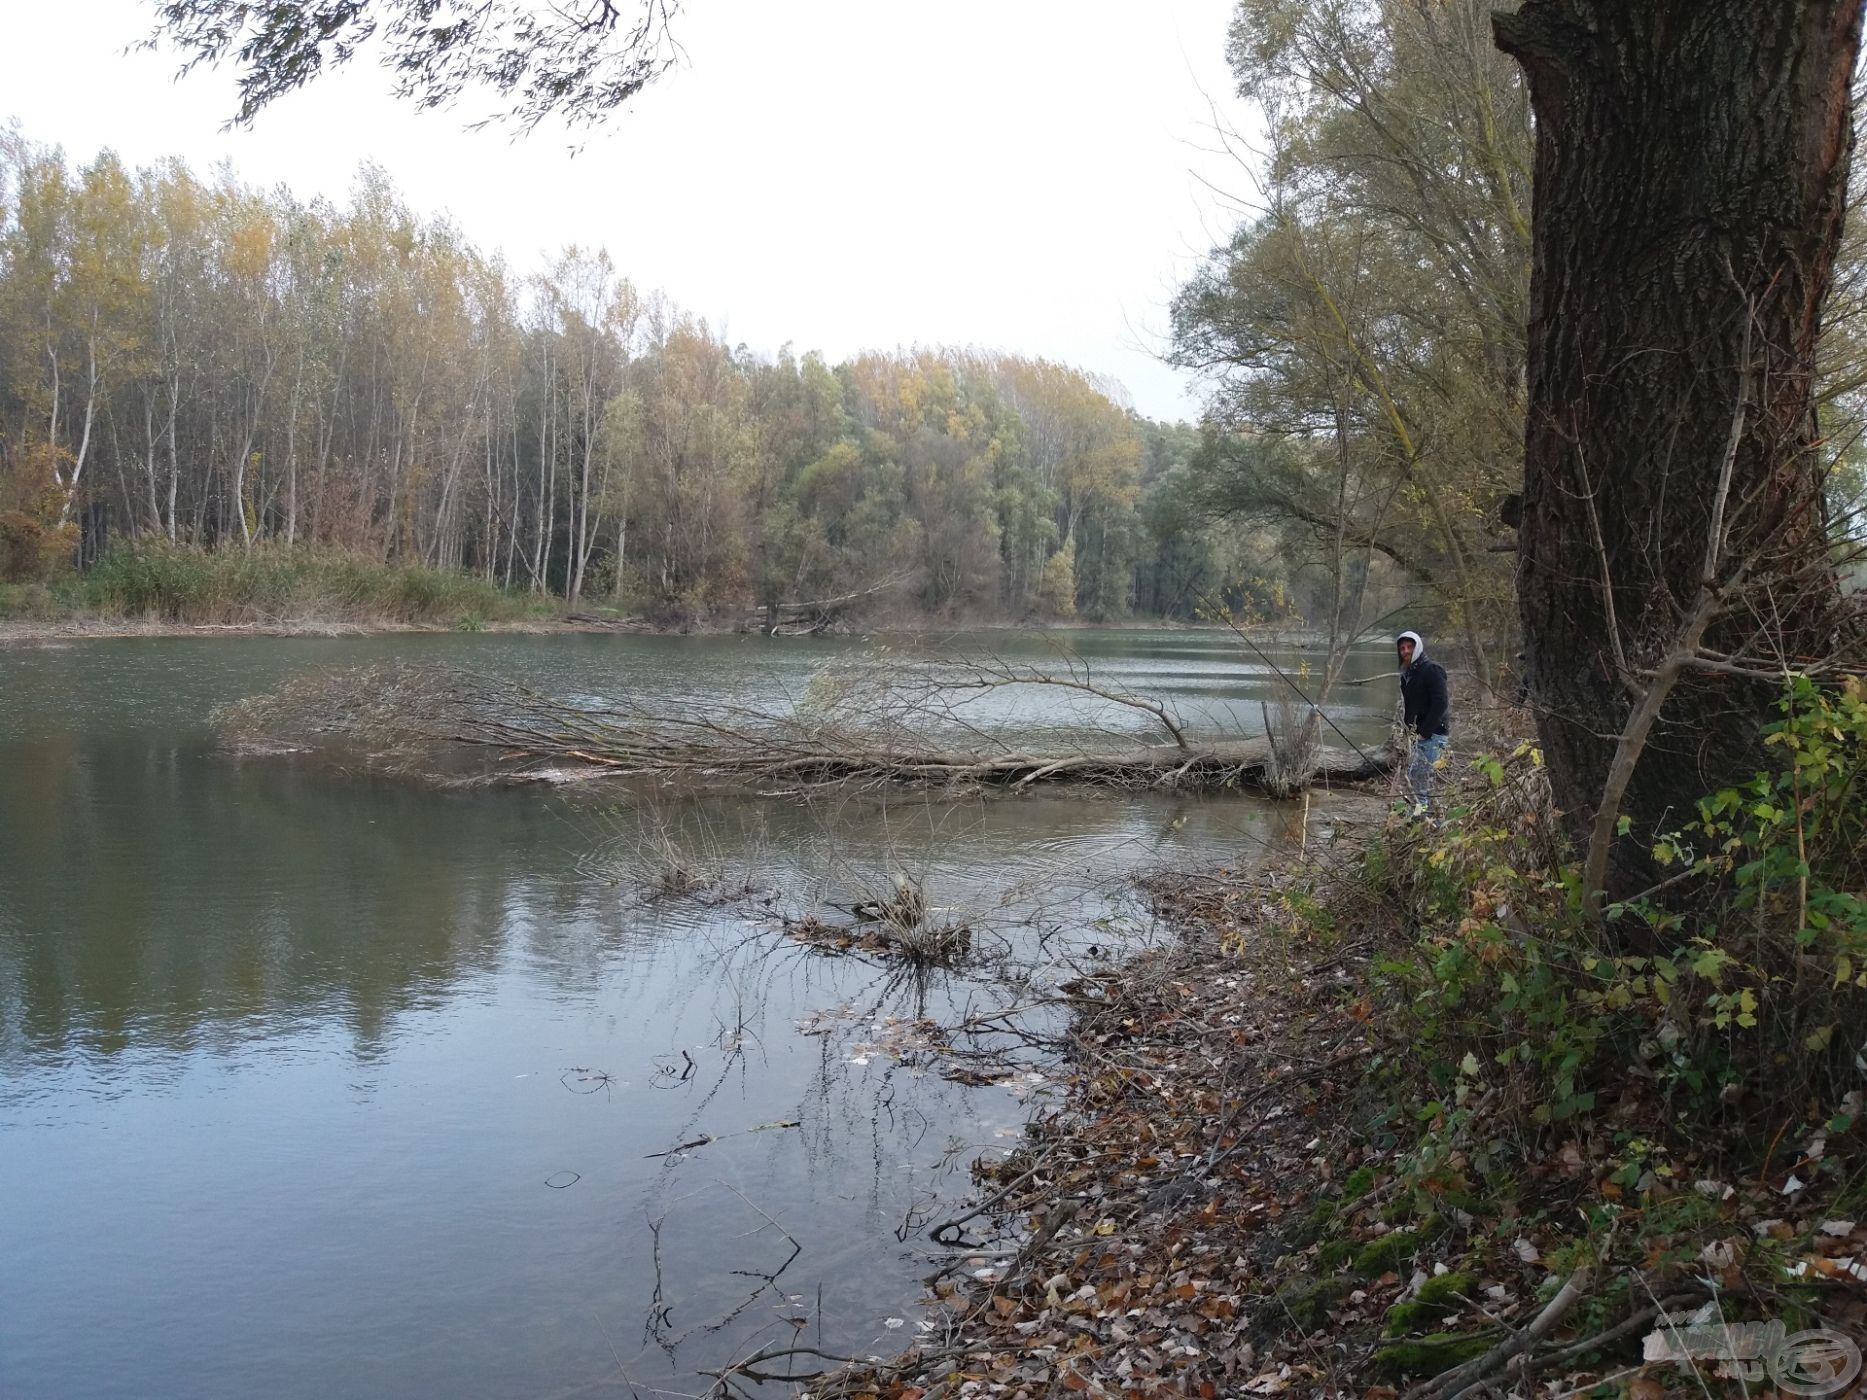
[{"left": 1494, "top": 0, "right": 1860, "bottom": 894}]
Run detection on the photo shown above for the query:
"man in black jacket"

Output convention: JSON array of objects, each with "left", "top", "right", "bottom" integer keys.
[{"left": 1396, "top": 630, "right": 1450, "bottom": 812}]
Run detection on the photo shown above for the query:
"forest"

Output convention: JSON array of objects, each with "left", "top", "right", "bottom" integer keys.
[{"left": 0, "top": 134, "right": 1339, "bottom": 628}]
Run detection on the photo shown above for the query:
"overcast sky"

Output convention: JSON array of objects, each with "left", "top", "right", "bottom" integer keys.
[{"left": 0, "top": 0, "right": 1261, "bottom": 422}]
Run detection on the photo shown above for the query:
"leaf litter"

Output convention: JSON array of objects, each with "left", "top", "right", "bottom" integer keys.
[{"left": 790, "top": 868, "right": 1867, "bottom": 1400}]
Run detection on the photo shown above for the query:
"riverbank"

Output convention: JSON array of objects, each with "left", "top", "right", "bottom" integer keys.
[
  {"left": 2, "top": 541, "right": 1347, "bottom": 646},
  {"left": 3, "top": 616, "right": 1329, "bottom": 649},
  {"left": 0, "top": 543, "right": 560, "bottom": 638},
  {"left": 793, "top": 748, "right": 1867, "bottom": 1399},
  {"left": 0, "top": 614, "right": 642, "bottom": 644},
  {"left": 0, "top": 603, "right": 1334, "bottom": 647}
]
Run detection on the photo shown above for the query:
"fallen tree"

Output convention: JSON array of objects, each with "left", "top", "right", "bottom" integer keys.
[
  {"left": 745, "top": 572, "right": 919, "bottom": 635},
  {"left": 216, "top": 659, "right": 1396, "bottom": 795}
]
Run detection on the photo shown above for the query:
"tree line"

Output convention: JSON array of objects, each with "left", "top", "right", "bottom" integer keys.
[{"left": 0, "top": 130, "right": 1349, "bottom": 626}]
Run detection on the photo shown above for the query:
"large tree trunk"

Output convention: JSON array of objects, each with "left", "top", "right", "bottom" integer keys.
[{"left": 1494, "top": 0, "right": 1860, "bottom": 895}]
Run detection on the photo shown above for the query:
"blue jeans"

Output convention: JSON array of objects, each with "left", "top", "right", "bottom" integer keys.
[{"left": 1407, "top": 734, "right": 1448, "bottom": 811}]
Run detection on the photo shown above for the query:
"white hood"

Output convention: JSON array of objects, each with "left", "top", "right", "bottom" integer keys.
[{"left": 1396, "top": 630, "right": 1425, "bottom": 671}]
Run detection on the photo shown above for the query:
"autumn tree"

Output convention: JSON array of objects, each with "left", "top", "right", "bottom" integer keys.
[
  {"left": 1174, "top": 0, "right": 1530, "bottom": 680},
  {"left": 989, "top": 356, "right": 1143, "bottom": 617},
  {"left": 0, "top": 133, "right": 1307, "bottom": 630}
]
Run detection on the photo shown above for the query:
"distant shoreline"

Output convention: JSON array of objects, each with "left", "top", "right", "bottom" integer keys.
[{"left": 0, "top": 613, "right": 1343, "bottom": 647}]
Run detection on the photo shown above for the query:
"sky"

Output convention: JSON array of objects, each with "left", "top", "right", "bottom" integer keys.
[{"left": 0, "top": 0, "right": 1263, "bottom": 422}]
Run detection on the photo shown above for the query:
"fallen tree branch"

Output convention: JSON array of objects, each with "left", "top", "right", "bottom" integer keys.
[
  {"left": 642, "top": 1119, "right": 801, "bottom": 1158},
  {"left": 1525, "top": 1286, "right": 1708, "bottom": 1375},
  {"left": 929, "top": 1144, "right": 1061, "bottom": 1244},
  {"left": 1412, "top": 1265, "right": 1590, "bottom": 1400},
  {"left": 702, "top": 1342, "right": 871, "bottom": 1385},
  {"left": 219, "top": 661, "right": 1398, "bottom": 797}
]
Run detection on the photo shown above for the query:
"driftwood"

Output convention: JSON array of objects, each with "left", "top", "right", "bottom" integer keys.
[
  {"left": 562, "top": 611, "right": 659, "bottom": 632},
  {"left": 217, "top": 660, "right": 1396, "bottom": 795},
  {"left": 747, "top": 572, "right": 917, "bottom": 635}
]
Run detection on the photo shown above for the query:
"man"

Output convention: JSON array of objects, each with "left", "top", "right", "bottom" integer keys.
[{"left": 1396, "top": 630, "right": 1450, "bottom": 813}]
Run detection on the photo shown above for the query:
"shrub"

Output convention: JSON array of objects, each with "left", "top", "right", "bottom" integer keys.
[
  {"left": 0, "top": 580, "right": 56, "bottom": 618},
  {"left": 1612, "top": 673, "right": 1867, "bottom": 1103},
  {"left": 75, "top": 542, "right": 548, "bottom": 626},
  {"left": 0, "top": 511, "right": 75, "bottom": 583},
  {"left": 81, "top": 542, "right": 219, "bottom": 617},
  {"left": 1249, "top": 676, "right": 1865, "bottom": 1318},
  {"left": 1349, "top": 672, "right": 1866, "bottom": 1149}
]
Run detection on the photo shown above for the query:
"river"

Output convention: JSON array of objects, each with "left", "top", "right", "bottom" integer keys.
[{"left": 0, "top": 628, "right": 1396, "bottom": 1400}]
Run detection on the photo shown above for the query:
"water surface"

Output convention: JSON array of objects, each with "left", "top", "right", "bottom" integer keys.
[{"left": 0, "top": 629, "right": 1394, "bottom": 1399}]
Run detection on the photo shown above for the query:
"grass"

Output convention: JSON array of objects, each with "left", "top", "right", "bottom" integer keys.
[{"left": 2, "top": 543, "right": 555, "bottom": 629}]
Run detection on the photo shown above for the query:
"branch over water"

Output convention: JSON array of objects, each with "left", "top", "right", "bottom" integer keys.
[{"left": 216, "top": 659, "right": 1395, "bottom": 795}]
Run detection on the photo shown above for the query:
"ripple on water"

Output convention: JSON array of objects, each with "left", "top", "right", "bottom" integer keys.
[{"left": 0, "top": 631, "right": 1384, "bottom": 1400}]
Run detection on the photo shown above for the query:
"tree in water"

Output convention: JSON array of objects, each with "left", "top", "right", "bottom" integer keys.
[{"left": 1493, "top": 0, "right": 1866, "bottom": 902}]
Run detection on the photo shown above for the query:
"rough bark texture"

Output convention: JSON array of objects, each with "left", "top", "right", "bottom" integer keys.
[{"left": 1494, "top": 0, "right": 1861, "bottom": 892}]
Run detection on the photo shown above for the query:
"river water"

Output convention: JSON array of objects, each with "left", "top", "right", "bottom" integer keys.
[{"left": 0, "top": 629, "right": 1395, "bottom": 1400}]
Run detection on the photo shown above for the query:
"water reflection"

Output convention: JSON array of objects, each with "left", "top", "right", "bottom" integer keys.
[
  {"left": 0, "top": 632, "right": 1383, "bottom": 1400},
  {"left": 1, "top": 750, "right": 536, "bottom": 1062}
]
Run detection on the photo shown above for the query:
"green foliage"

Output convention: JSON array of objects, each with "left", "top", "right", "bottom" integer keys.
[
  {"left": 1356, "top": 675, "right": 1867, "bottom": 1173},
  {"left": 1349, "top": 742, "right": 1610, "bottom": 1123},
  {"left": 0, "top": 580, "right": 56, "bottom": 618},
  {"left": 1268, "top": 1273, "right": 1347, "bottom": 1332},
  {"left": 1351, "top": 1216, "right": 1444, "bottom": 1276},
  {"left": 1340, "top": 1165, "right": 1377, "bottom": 1202},
  {"left": 1315, "top": 1238, "right": 1356, "bottom": 1271},
  {"left": 1605, "top": 674, "right": 1867, "bottom": 1094},
  {"left": 1641, "top": 673, "right": 1866, "bottom": 942},
  {"left": 1285, "top": 1197, "right": 1337, "bottom": 1247}
]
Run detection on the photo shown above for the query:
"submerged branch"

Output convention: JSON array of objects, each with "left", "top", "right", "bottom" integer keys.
[{"left": 218, "top": 660, "right": 1396, "bottom": 796}]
